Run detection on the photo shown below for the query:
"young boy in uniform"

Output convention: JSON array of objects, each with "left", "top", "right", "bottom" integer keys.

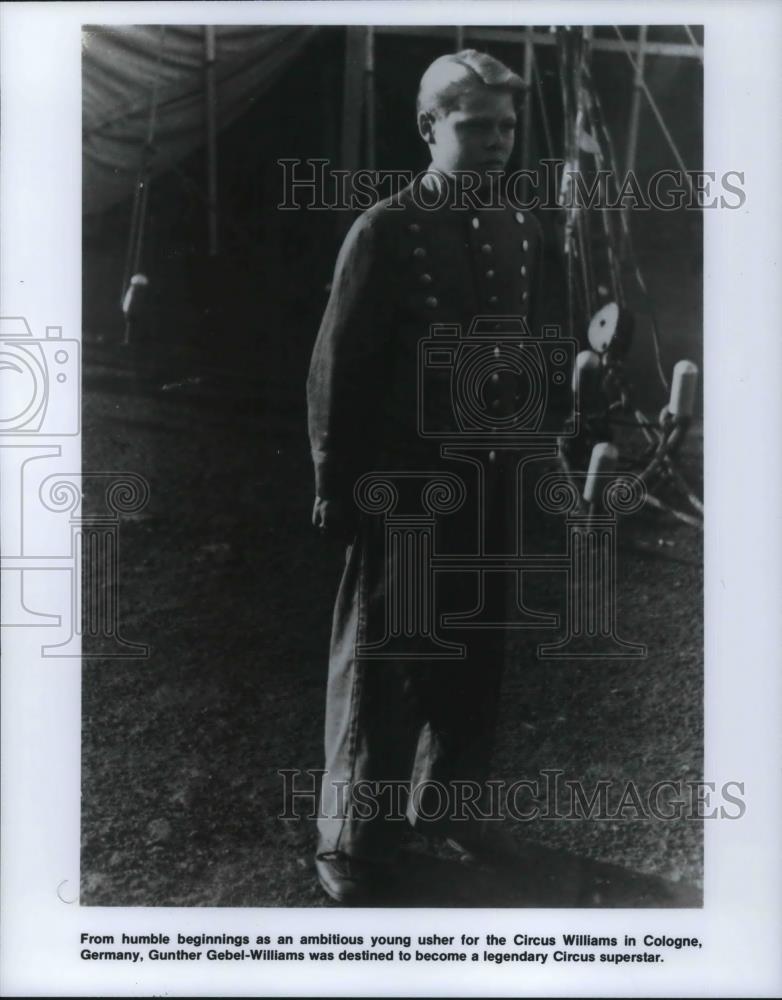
[{"left": 307, "top": 49, "right": 544, "bottom": 903}]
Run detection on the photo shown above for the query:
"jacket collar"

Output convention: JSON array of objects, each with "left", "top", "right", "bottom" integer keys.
[{"left": 416, "top": 166, "right": 507, "bottom": 209}]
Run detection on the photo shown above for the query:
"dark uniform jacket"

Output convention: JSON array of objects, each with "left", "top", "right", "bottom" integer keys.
[
  {"left": 308, "top": 172, "right": 547, "bottom": 858},
  {"left": 307, "top": 171, "right": 544, "bottom": 506}
]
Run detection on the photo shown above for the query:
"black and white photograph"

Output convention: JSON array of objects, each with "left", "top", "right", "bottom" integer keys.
[
  {"left": 1, "top": 2, "right": 781, "bottom": 996},
  {"left": 80, "top": 21, "right": 707, "bottom": 909}
]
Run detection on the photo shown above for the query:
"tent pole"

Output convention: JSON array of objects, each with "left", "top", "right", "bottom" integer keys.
[
  {"left": 374, "top": 25, "right": 701, "bottom": 60},
  {"left": 623, "top": 25, "right": 646, "bottom": 246},
  {"left": 341, "top": 27, "right": 365, "bottom": 172},
  {"left": 365, "top": 27, "right": 376, "bottom": 172},
  {"left": 625, "top": 24, "right": 647, "bottom": 174},
  {"left": 521, "top": 26, "right": 534, "bottom": 169},
  {"left": 340, "top": 27, "right": 366, "bottom": 233},
  {"left": 205, "top": 26, "right": 219, "bottom": 256}
]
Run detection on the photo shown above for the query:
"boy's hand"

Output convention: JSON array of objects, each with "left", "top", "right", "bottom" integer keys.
[{"left": 312, "top": 496, "right": 356, "bottom": 541}]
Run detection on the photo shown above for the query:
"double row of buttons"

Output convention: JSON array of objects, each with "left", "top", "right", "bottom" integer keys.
[
  {"left": 409, "top": 211, "right": 532, "bottom": 311},
  {"left": 470, "top": 212, "right": 532, "bottom": 309},
  {"left": 469, "top": 216, "right": 500, "bottom": 306},
  {"left": 409, "top": 223, "right": 439, "bottom": 308}
]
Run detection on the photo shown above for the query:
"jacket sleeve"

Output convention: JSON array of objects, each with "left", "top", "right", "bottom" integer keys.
[{"left": 306, "top": 211, "right": 393, "bottom": 503}]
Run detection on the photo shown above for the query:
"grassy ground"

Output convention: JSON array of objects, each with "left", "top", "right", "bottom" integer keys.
[{"left": 80, "top": 334, "right": 703, "bottom": 908}]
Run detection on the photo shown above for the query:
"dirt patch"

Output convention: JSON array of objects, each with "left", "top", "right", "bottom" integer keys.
[{"left": 81, "top": 340, "right": 703, "bottom": 907}]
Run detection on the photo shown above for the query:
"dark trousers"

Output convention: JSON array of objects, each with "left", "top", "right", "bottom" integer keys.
[{"left": 317, "top": 454, "right": 508, "bottom": 861}]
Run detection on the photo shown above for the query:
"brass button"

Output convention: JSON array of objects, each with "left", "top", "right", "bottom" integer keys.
[
  {"left": 420, "top": 273, "right": 433, "bottom": 285},
  {"left": 413, "top": 247, "right": 426, "bottom": 258},
  {"left": 493, "top": 345, "right": 501, "bottom": 358},
  {"left": 425, "top": 296, "right": 438, "bottom": 308},
  {"left": 491, "top": 373, "right": 500, "bottom": 384},
  {"left": 481, "top": 243, "right": 493, "bottom": 254},
  {"left": 471, "top": 217, "right": 480, "bottom": 229},
  {"left": 522, "top": 239, "right": 529, "bottom": 251},
  {"left": 515, "top": 211, "right": 525, "bottom": 224},
  {"left": 522, "top": 290, "right": 529, "bottom": 302},
  {"left": 486, "top": 269, "right": 495, "bottom": 279},
  {"left": 520, "top": 265, "right": 527, "bottom": 276},
  {"left": 489, "top": 450, "right": 497, "bottom": 463}
]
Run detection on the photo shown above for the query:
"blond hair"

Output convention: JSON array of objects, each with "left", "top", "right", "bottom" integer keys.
[{"left": 417, "top": 49, "right": 524, "bottom": 117}]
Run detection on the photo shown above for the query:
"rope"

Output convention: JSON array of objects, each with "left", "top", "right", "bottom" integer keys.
[
  {"left": 574, "top": 32, "right": 593, "bottom": 321},
  {"left": 612, "top": 26, "right": 694, "bottom": 198},
  {"left": 585, "top": 65, "right": 670, "bottom": 391},
  {"left": 580, "top": 63, "right": 623, "bottom": 304},
  {"left": 556, "top": 30, "right": 577, "bottom": 340},
  {"left": 548, "top": 26, "right": 679, "bottom": 394},
  {"left": 683, "top": 26, "right": 704, "bottom": 64},
  {"left": 121, "top": 25, "right": 167, "bottom": 305},
  {"left": 531, "top": 47, "right": 554, "bottom": 160}
]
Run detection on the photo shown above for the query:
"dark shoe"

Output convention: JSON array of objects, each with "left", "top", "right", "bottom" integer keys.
[
  {"left": 444, "top": 822, "right": 521, "bottom": 868},
  {"left": 315, "top": 851, "right": 384, "bottom": 904}
]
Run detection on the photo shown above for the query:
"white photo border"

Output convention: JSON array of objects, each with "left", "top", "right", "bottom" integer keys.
[{"left": 1, "top": 1, "right": 780, "bottom": 996}]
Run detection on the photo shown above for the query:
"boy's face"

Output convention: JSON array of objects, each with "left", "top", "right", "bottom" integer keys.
[{"left": 420, "top": 87, "right": 517, "bottom": 176}]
